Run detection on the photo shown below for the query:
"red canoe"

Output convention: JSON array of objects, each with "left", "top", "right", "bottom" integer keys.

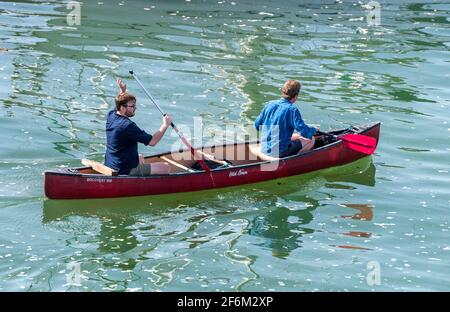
[{"left": 44, "top": 122, "right": 380, "bottom": 200}]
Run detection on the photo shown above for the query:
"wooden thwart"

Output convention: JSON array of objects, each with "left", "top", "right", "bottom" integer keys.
[
  {"left": 81, "top": 159, "right": 118, "bottom": 176},
  {"left": 160, "top": 156, "right": 195, "bottom": 172}
]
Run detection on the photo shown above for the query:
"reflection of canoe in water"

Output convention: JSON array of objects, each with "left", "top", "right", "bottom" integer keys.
[{"left": 44, "top": 122, "right": 380, "bottom": 200}]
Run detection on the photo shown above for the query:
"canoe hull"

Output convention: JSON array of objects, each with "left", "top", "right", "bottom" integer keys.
[{"left": 44, "top": 122, "right": 380, "bottom": 199}]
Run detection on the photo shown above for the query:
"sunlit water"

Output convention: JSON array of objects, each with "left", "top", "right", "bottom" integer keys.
[{"left": 0, "top": 0, "right": 449, "bottom": 291}]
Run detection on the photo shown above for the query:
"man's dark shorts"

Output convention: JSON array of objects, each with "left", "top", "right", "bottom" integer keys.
[
  {"left": 280, "top": 140, "right": 302, "bottom": 158},
  {"left": 129, "top": 163, "right": 152, "bottom": 176}
]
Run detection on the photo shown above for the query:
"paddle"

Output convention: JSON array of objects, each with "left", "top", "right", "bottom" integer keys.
[
  {"left": 316, "top": 130, "right": 376, "bottom": 155},
  {"left": 129, "top": 70, "right": 211, "bottom": 172}
]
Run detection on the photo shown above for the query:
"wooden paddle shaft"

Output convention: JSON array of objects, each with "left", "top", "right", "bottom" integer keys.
[{"left": 129, "top": 70, "right": 210, "bottom": 172}]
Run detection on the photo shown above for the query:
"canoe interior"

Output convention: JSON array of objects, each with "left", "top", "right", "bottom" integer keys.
[
  {"left": 75, "top": 126, "right": 359, "bottom": 176},
  {"left": 76, "top": 142, "right": 269, "bottom": 175}
]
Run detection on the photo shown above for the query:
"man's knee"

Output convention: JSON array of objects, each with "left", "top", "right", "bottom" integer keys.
[
  {"left": 161, "top": 163, "right": 170, "bottom": 173},
  {"left": 306, "top": 139, "right": 315, "bottom": 150},
  {"left": 308, "top": 137, "right": 315, "bottom": 149},
  {"left": 299, "top": 137, "right": 314, "bottom": 152},
  {"left": 151, "top": 162, "right": 170, "bottom": 174}
]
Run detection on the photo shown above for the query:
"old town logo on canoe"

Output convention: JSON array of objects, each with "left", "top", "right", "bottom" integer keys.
[{"left": 229, "top": 169, "right": 248, "bottom": 177}]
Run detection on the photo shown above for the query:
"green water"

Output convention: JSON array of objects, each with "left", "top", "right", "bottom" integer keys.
[{"left": 0, "top": 0, "right": 449, "bottom": 291}]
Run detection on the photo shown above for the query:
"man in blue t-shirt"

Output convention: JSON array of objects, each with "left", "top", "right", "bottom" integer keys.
[
  {"left": 104, "top": 78, "right": 172, "bottom": 175},
  {"left": 254, "top": 80, "right": 318, "bottom": 158}
]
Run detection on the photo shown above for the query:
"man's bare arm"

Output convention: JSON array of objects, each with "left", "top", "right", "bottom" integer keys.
[{"left": 148, "top": 115, "right": 172, "bottom": 146}]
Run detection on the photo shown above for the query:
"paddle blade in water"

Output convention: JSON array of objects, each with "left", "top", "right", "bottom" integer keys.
[{"left": 341, "top": 134, "right": 377, "bottom": 155}]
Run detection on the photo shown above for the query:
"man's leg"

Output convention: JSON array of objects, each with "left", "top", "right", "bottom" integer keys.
[
  {"left": 139, "top": 155, "right": 170, "bottom": 174},
  {"left": 150, "top": 162, "right": 170, "bottom": 174},
  {"left": 129, "top": 162, "right": 170, "bottom": 176},
  {"left": 291, "top": 134, "right": 315, "bottom": 154},
  {"left": 296, "top": 136, "right": 315, "bottom": 154}
]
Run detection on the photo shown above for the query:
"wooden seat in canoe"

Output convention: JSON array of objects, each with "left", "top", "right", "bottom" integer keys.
[{"left": 81, "top": 159, "right": 118, "bottom": 176}]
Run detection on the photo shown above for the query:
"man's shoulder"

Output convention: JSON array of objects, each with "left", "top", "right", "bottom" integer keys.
[
  {"left": 107, "top": 111, "right": 133, "bottom": 128},
  {"left": 106, "top": 109, "right": 115, "bottom": 120},
  {"left": 267, "top": 98, "right": 283, "bottom": 105},
  {"left": 264, "top": 99, "right": 282, "bottom": 109}
]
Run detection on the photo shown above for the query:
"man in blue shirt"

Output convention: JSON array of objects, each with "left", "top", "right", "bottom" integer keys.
[
  {"left": 254, "top": 80, "right": 318, "bottom": 158},
  {"left": 104, "top": 78, "right": 172, "bottom": 175}
]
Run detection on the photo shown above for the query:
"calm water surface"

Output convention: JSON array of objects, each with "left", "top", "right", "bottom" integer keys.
[{"left": 0, "top": 0, "right": 449, "bottom": 291}]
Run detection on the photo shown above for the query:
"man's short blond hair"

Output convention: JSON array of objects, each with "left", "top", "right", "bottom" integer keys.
[{"left": 282, "top": 80, "right": 301, "bottom": 100}]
